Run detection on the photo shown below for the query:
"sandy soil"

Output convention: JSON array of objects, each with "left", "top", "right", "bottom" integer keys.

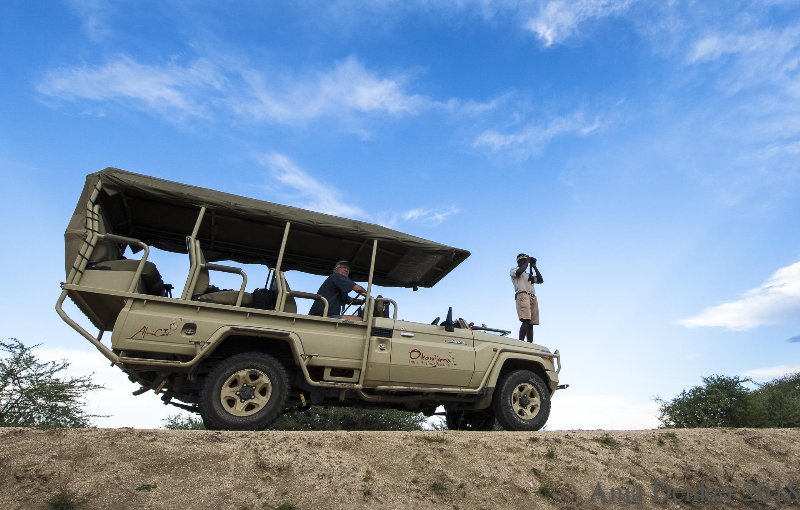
[{"left": 0, "top": 428, "right": 798, "bottom": 510}]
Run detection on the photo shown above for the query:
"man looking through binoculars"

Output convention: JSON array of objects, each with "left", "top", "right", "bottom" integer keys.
[{"left": 510, "top": 253, "right": 543, "bottom": 342}]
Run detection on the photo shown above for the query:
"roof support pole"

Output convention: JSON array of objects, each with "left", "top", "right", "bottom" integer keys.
[
  {"left": 274, "top": 222, "right": 291, "bottom": 312},
  {"left": 181, "top": 207, "right": 206, "bottom": 300},
  {"left": 357, "top": 239, "right": 378, "bottom": 386},
  {"left": 190, "top": 206, "right": 206, "bottom": 239}
]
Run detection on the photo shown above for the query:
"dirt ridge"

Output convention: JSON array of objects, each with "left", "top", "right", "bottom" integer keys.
[{"left": 1, "top": 428, "right": 798, "bottom": 509}]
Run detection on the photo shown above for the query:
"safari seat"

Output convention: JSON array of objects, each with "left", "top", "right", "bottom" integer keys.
[
  {"left": 82, "top": 212, "right": 167, "bottom": 296},
  {"left": 89, "top": 259, "right": 166, "bottom": 297},
  {"left": 273, "top": 271, "right": 329, "bottom": 315},
  {"left": 271, "top": 271, "right": 296, "bottom": 313},
  {"left": 193, "top": 266, "right": 254, "bottom": 306},
  {"left": 185, "top": 239, "right": 253, "bottom": 307}
]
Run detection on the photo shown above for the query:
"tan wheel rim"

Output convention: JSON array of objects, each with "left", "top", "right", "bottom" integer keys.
[
  {"left": 511, "top": 382, "right": 541, "bottom": 421},
  {"left": 219, "top": 369, "right": 273, "bottom": 417}
]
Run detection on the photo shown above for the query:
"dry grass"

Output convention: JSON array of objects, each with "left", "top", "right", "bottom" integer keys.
[{"left": 0, "top": 428, "right": 798, "bottom": 510}]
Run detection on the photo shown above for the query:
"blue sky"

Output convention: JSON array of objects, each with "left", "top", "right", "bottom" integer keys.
[{"left": 1, "top": 0, "right": 799, "bottom": 429}]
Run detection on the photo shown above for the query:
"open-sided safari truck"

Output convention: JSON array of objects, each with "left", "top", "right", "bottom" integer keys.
[{"left": 58, "top": 168, "right": 563, "bottom": 430}]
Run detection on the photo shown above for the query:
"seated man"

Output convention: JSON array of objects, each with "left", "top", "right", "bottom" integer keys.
[{"left": 309, "top": 260, "right": 367, "bottom": 318}]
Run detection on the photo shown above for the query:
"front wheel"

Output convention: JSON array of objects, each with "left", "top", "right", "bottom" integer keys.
[
  {"left": 200, "top": 352, "right": 289, "bottom": 431},
  {"left": 492, "top": 370, "right": 551, "bottom": 431},
  {"left": 445, "top": 409, "right": 496, "bottom": 431}
]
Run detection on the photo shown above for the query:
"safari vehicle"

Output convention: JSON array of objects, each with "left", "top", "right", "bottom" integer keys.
[{"left": 57, "top": 168, "right": 563, "bottom": 431}]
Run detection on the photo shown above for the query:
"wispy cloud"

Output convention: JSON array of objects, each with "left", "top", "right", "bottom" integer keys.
[
  {"left": 257, "top": 153, "right": 461, "bottom": 227},
  {"left": 256, "top": 152, "right": 364, "bottom": 218},
  {"left": 473, "top": 111, "right": 600, "bottom": 158},
  {"left": 380, "top": 206, "right": 461, "bottom": 228},
  {"left": 742, "top": 364, "right": 800, "bottom": 379},
  {"left": 235, "top": 56, "right": 428, "bottom": 124},
  {"left": 37, "top": 54, "right": 431, "bottom": 128},
  {"left": 685, "top": 24, "right": 800, "bottom": 96},
  {"left": 525, "top": 0, "right": 635, "bottom": 47},
  {"left": 687, "top": 25, "right": 800, "bottom": 65},
  {"left": 402, "top": 206, "right": 460, "bottom": 226},
  {"left": 67, "top": 0, "right": 114, "bottom": 41},
  {"left": 679, "top": 261, "right": 800, "bottom": 331},
  {"left": 36, "top": 56, "right": 226, "bottom": 120},
  {"left": 302, "top": 0, "right": 636, "bottom": 49},
  {"left": 674, "top": 20, "right": 800, "bottom": 205}
]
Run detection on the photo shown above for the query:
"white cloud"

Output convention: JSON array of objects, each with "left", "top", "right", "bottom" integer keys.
[
  {"left": 37, "top": 55, "right": 429, "bottom": 128},
  {"left": 686, "top": 27, "right": 798, "bottom": 64},
  {"left": 473, "top": 111, "right": 600, "bottom": 157},
  {"left": 685, "top": 24, "right": 800, "bottom": 96},
  {"left": 310, "top": 0, "right": 636, "bottom": 48},
  {"left": 257, "top": 153, "right": 461, "bottom": 227},
  {"left": 377, "top": 206, "right": 461, "bottom": 228},
  {"left": 401, "top": 206, "right": 460, "bottom": 226},
  {"left": 545, "top": 393, "right": 660, "bottom": 430},
  {"left": 742, "top": 364, "right": 800, "bottom": 380},
  {"left": 36, "top": 56, "right": 226, "bottom": 120},
  {"left": 679, "top": 261, "right": 800, "bottom": 331},
  {"left": 237, "top": 56, "right": 427, "bottom": 124},
  {"left": 257, "top": 152, "right": 364, "bottom": 218},
  {"left": 67, "top": 0, "right": 114, "bottom": 41},
  {"left": 525, "top": 0, "right": 635, "bottom": 47}
]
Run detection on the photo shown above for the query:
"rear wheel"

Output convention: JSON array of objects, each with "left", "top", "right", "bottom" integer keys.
[
  {"left": 200, "top": 352, "right": 289, "bottom": 431},
  {"left": 492, "top": 370, "right": 550, "bottom": 431},
  {"left": 445, "top": 409, "right": 496, "bottom": 431}
]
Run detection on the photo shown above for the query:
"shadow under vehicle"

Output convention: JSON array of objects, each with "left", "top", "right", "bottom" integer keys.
[{"left": 57, "top": 168, "right": 564, "bottom": 431}]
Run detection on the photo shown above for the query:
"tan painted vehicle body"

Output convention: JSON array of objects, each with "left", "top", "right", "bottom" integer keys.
[{"left": 58, "top": 169, "right": 563, "bottom": 430}]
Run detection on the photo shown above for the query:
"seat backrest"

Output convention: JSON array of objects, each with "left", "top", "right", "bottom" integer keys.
[
  {"left": 276, "top": 271, "right": 296, "bottom": 313},
  {"left": 87, "top": 206, "right": 121, "bottom": 264},
  {"left": 193, "top": 245, "right": 211, "bottom": 296},
  {"left": 182, "top": 238, "right": 207, "bottom": 299}
]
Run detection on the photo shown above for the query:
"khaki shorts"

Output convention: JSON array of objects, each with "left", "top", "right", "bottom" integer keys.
[{"left": 516, "top": 293, "right": 539, "bottom": 324}]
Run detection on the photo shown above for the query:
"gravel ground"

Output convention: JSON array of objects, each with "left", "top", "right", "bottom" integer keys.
[{"left": 0, "top": 428, "right": 798, "bottom": 510}]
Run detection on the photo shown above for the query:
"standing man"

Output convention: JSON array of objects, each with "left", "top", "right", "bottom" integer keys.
[
  {"left": 510, "top": 253, "right": 543, "bottom": 342},
  {"left": 309, "top": 260, "right": 367, "bottom": 318}
]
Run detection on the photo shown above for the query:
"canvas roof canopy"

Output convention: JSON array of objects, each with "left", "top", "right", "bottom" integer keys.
[{"left": 65, "top": 168, "right": 470, "bottom": 288}]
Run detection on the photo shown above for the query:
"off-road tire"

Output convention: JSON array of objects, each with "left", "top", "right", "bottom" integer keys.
[
  {"left": 492, "top": 370, "right": 550, "bottom": 431},
  {"left": 200, "top": 352, "right": 289, "bottom": 431},
  {"left": 445, "top": 409, "right": 496, "bottom": 431}
]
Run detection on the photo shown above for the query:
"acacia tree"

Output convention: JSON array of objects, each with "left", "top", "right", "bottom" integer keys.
[{"left": 0, "top": 338, "right": 103, "bottom": 427}]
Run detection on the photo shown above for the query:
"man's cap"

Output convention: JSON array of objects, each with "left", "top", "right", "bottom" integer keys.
[
  {"left": 516, "top": 253, "right": 529, "bottom": 262},
  {"left": 334, "top": 260, "right": 351, "bottom": 269}
]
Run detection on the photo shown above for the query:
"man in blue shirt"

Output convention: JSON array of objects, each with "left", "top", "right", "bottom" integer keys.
[{"left": 309, "top": 260, "right": 367, "bottom": 317}]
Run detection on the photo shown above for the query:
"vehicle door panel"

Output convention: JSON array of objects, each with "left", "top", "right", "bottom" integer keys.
[{"left": 389, "top": 321, "right": 475, "bottom": 386}]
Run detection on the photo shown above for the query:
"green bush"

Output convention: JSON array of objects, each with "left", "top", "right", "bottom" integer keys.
[
  {"left": 656, "top": 372, "right": 800, "bottom": 428},
  {"left": 749, "top": 373, "right": 800, "bottom": 427}
]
